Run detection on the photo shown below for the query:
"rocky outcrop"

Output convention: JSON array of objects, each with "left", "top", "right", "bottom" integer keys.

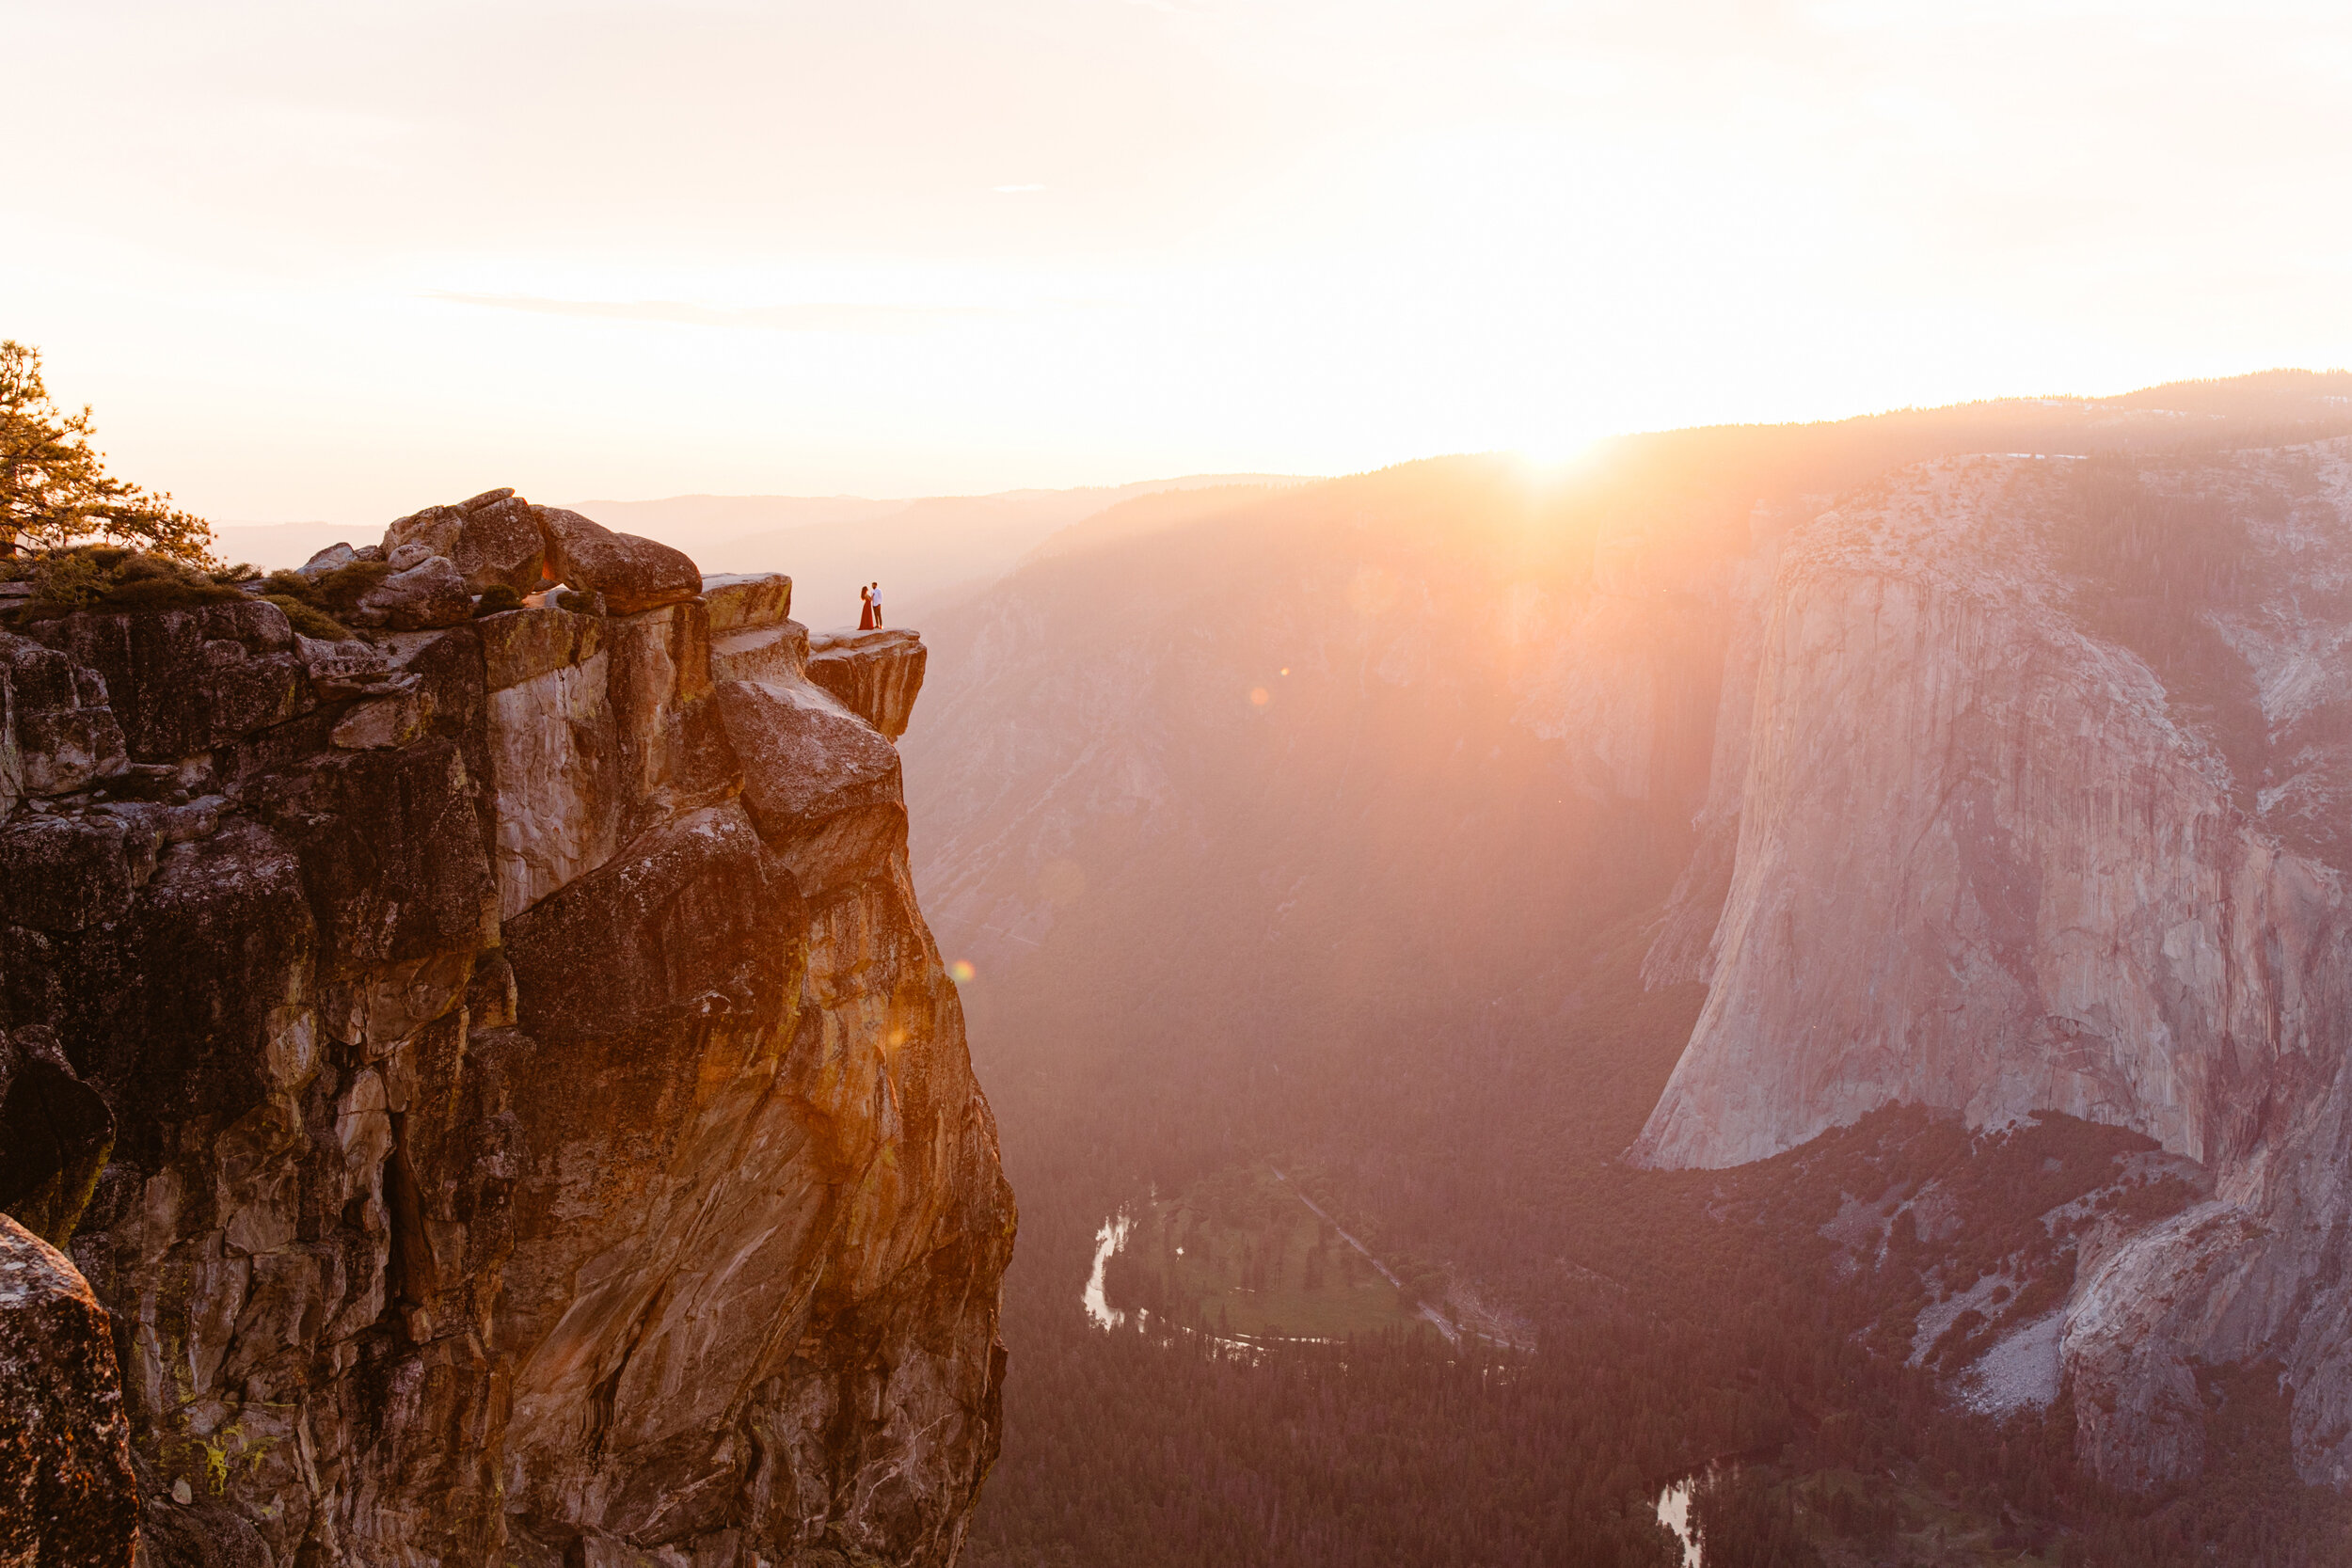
[
  {"left": 0, "top": 497, "right": 1005, "bottom": 1565},
  {"left": 0, "top": 1214, "right": 138, "bottom": 1567},
  {"left": 540, "top": 506, "right": 702, "bottom": 616},
  {"left": 1632, "top": 443, "right": 2352, "bottom": 1489},
  {"left": 807, "top": 629, "right": 927, "bottom": 741}
]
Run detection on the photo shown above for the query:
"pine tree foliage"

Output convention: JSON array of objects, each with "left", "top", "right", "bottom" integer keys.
[{"left": 0, "top": 341, "right": 212, "bottom": 562}]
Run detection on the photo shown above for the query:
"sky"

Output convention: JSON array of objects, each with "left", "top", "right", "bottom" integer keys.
[{"left": 8, "top": 0, "right": 2352, "bottom": 523}]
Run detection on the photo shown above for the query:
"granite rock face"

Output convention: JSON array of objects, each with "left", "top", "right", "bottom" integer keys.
[
  {"left": 1632, "top": 444, "right": 2352, "bottom": 1489},
  {"left": 25, "top": 602, "right": 310, "bottom": 766},
  {"left": 1, "top": 632, "right": 127, "bottom": 810},
  {"left": 0, "top": 513, "right": 1004, "bottom": 1565}
]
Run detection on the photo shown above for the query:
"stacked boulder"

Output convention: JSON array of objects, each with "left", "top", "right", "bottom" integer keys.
[{"left": 293, "top": 487, "right": 705, "bottom": 631}]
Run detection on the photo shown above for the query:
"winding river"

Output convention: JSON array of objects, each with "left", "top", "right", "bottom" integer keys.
[{"left": 1082, "top": 1212, "right": 1134, "bottom": 1330}]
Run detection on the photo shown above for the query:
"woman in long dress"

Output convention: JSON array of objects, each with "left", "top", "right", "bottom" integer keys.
[{"left": 858, "top": 584, "right": 874, "bottom": 629}]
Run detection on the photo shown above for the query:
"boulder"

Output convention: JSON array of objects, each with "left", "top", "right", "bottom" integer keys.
[
  {"left": 354, "top": 554, "right": 472, "bottom": 631},
  {"left": 454, "top": 495, "right": 549, "bottom": 596},
  {"left": 296, "top": 542, "right": 358, "bottom": 579},
  {"left": 0, "top": 1215, "right": 138, "bottom": 1568},
  {"left": 701, "top": 573, "right": 793, "bottom": 635},
  {"left": 604, "top": 600, "right": 717, "bottom": 831},
  {"left": 714, "top": 678, "right": 905, "bottom": 897},
  {"left": 806, "top": 627, "right": 928, "bottom": 740},
  {"left": 383, "top": 503, "right": 465, "bottom": 562},
  {"left": 484, "top": 610, "right": 621, "bottom": 919},
  {"left": 535, "top": 507, "right": 701, "bottom": 616}
]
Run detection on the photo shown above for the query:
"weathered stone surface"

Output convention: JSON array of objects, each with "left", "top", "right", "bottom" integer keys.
[
  {"left": 382, "top": 504, "right": 465, "bottom": 562},
  {"left": 2, "top": 630, "right": 127, "bottom": 805},
  {"left": 296, "top": 633, "right": 406, "bottom": 702},
  {"left": 353, "top": 554, "right": 471, "bottom": 631},
  {"left": 246, "top": 737, "right": 500, "bottom": 974},
  {"left": 0, "top": 1214, "right": 137, "bottom": 1567},
  {"left": 476, "top": 603, "right": 604, "bottom": 693},
  {"left": 27, "top": 602, "right": 309, "bottom": 763},
  {"left": 702, "top": 573, "right": 793, "bottom": 635},
  {"left": 0, "top": 494, "right": 999, "bottom": 1565},
  {"left": 807, "top": 628, "right": 928, "bottom": 740},
  {"left": 606, "top": 600, "right": 723, "bottom": 835},
  {"left": 716, "top": 678, "right": 906, "bottom": 898},
  {"left": 453, "top": 494, "right": 549, "bottom": 596},
  {"left": 505, "top": 801, "right": 794, "bottom": 1043},
  {"left": 489, "top": 637, "right": 622, "bottom": 920},
  {"left": 710, "top": 620, "right": 808, "bottom": 686},
  {"left": 538, "top": 506, "right": 701, "bottom": 616},
  {"left": 0, "top": 813, "right": 141, "bottom": 932}
]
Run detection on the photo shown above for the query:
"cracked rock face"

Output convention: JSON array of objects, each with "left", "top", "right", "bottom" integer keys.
[
  {"left": 0, "top": 502, "right": 1009, "bottom": 1566},
  {"left": 1633, "top": 443, "right": 2352, "bottom": 1489}
]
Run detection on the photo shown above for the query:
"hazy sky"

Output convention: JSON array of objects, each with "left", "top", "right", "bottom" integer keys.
[{"left": 9, "top": 1, "right": 2352, "bottom": 522}]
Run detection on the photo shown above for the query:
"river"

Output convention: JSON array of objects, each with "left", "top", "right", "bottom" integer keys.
[
  {"left": 1082, "top": 1212, "right": 1134, "bottom": 1330},
  {"left": 1655, "top": 1477, "right": 1701, "bottom": 1565}
]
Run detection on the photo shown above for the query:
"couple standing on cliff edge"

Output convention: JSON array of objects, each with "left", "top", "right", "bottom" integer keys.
[{"left": 857, "top": 582, "right": 884, "bottom": 630}]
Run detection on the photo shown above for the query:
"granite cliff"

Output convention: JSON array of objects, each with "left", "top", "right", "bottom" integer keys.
[
  {"left": 0, "top": 490, "right": 1011, "bottom": 1566},
  {"left": 1632, "top": 442, "right": 2352, "bottom": 1489}
]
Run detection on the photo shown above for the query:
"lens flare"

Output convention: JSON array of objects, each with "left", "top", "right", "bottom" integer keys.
[
  {"left": 950, "top": 959, "right": 976, "bottom": 984},
  {"left": 1249, "top": 687, "right": 1270, "bottom": 706}
]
